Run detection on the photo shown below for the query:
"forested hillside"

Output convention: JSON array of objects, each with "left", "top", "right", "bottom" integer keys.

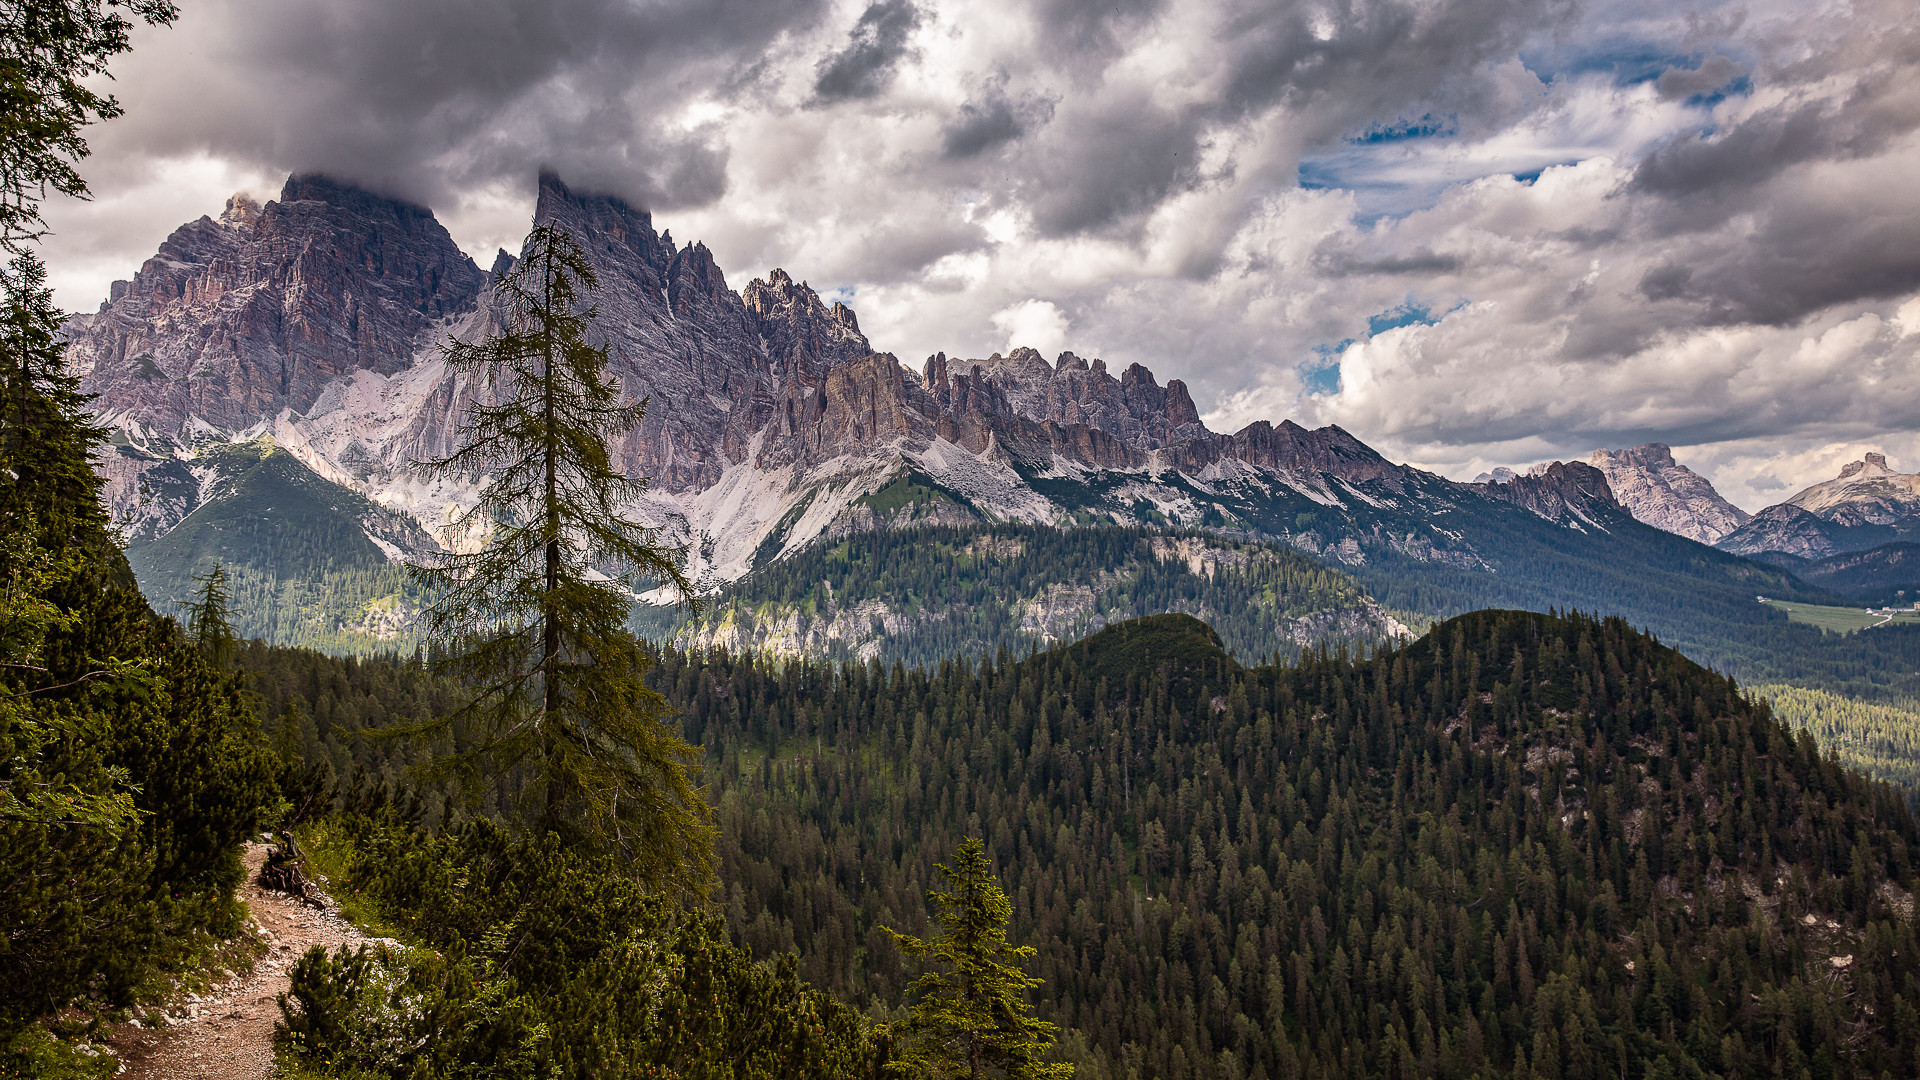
[
  {"left": 125, "top": 442, "right": 429, "bottom": 652},
  {"left": 256, "top": 609, "right": 1920, "bottom": 1079},
  {"left": 633, "top": 509, "right": 1920, "bottom": 708},
  {"left": 636, "top": 525, "right": 1407, "bottom": 666},
  {"left": 1344, "top": 511, "right": 1920, "bottom": 705},
  {"left": 650, "top": 610, "right": 1920, "bottom": 1079},
  {"left": 1753, "top": 683, "right": 1920, "bottom": 794}
]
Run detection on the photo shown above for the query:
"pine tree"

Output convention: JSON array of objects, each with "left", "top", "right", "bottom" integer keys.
[
  {"left": 885, "top": 838, "right": 1072, "bottom": 1080},
  {"left": 0, "top": 0, "right": 178, "bottom": 255},
  {"left": 409, "top": 224, "right": 710, "bottom": 890},
  {"left": 186, "top": 561, "right": 237, "bottom": 669},
  {"left": 0, "top": 1, "right": 279, "bottom": 1051}
]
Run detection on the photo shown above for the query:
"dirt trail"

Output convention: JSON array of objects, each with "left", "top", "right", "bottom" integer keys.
[{"left": 107, "top": 842, "right": 372, "bottom": 1080}]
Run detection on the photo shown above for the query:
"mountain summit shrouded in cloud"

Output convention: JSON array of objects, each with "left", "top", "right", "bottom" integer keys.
[{"left": 36, "top": 0, "right": 1920, "bottom": 507}]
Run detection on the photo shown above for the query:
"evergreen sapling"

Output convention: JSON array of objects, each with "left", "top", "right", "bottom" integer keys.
[{"left": 885, "top": 838, "right": 1072, "bottom": 1080}]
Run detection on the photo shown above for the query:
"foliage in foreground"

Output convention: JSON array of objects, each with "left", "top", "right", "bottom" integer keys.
[
  {"left": 409, "top": 224, "right": 706, "bottom": 886},
  {"left": 243, "top": 606, "right": 1920, "bottom": 1079},
  {"left": 275, "top": 814, "right": 890, "bottom": 1080},
  {"left": 2, "top": 96, "right": 274, "bottom": 1074}
]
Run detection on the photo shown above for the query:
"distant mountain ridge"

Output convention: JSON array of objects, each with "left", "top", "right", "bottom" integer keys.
[
  {"left": 1719, "top": 452, "right": 1920, "bottom": 560},
  {"left": 1479, "top": 443, "right": 1751, "bottom": 546},
  {"left": 66, "top": 170, "right": 1835, "bottom": 670}
]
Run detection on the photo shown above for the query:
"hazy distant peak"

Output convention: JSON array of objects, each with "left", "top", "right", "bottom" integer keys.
[{"left": 1588, "top": 443, "right": 1749, "bottom": 545}]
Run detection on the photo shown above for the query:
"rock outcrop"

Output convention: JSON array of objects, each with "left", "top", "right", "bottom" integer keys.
[
  {"left": 68, "top": 176, "right": 487, "bottom": 436},
  {"left": 1716, "top": 504, "right": 1847, "bottom": 560},
  {"left": 1588, "top": 444, "right": 1751, "bottom": 545}
]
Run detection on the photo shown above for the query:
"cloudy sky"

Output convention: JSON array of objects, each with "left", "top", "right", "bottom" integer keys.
[{"left": 39, "top": 0, "right": 1920, "bottom": 508}]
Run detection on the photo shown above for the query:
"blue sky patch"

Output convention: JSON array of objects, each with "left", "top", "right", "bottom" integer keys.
[
  {"left": 1511, "top": 161, "right": 1579, "bottom": 184},
  {"left": 1296, "top": 302, "right": 1455, "bottom": 396},
  {"left": 1521, "top": 39, "right": 1695, "bottom": 87},
  {"left": 1350, "top": 114, "right": 1455, "bottom": 145},
  {"left": 1367, "top": 302, "right": 1443, "bottom": 336}
]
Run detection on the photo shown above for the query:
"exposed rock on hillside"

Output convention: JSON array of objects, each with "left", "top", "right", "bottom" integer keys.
[
  {"left": 1588, "top": 443, "right": 1751, "bottom": 544},
  {"left": 1786, "top": 452, "right": 1920, "bottom": 524},
  {"left": 1474, "top": 460, "right": 1620, "bottom": 527},
  {"left": 68, "top": 176, "right": 487, "bottom": 436}
]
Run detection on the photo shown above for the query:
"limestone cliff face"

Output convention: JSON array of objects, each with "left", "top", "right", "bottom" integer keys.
[
  {"left": 69, "top": 175, "right": 487, "bottom": 436},
  {"left": 1588, "top": 444, "right": 1750, "bottom": 544},
  {"left": 1784, "top": 453, "right": 1920, "bottom": 526},
  {"left": 1163, "top": 420, "right": 1402, "bottom": 487},
  {"left": 922, "top": 348, "right": 1204, "bottom": 452},
  {"left": 75, "top": 171, "right": 1639, "bottom": 591},
  {"left": 1717, "top": 504, "right": 1851, "bottom": 560}
]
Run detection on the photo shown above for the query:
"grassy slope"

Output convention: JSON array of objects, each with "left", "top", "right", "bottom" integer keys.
[{"left": 126, "top": 443, "right": 423, "bottom": 652}]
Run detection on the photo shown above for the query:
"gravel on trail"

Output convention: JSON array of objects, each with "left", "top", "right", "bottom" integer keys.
[{"left": 106, "top": 842, "right": 373, "bottom": 1080}]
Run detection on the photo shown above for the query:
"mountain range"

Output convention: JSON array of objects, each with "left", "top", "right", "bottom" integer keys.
[
  {"left": 1499, "top": 444, "right": 1920, "bottom": 605},
  {"left": 69, "top": 170, "right": 1920, "bottom": 689}
]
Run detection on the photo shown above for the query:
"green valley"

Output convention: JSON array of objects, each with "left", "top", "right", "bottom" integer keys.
[
  {"left": 1760, "top": 598, "right": 1920, "bottom": 634},
  {"left": 125, "top": 441, "right": 433, "bottom": 652}
]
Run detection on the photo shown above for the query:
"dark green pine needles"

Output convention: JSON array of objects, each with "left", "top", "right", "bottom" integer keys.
[
  {"left": 887, "top": 838, "right": 1074, "bottom": 1080},
  {"left": 408, "top": 223, "right": 709, "bottom": 889}
]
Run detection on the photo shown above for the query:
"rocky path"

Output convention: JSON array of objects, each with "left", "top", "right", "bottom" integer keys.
[{"left": 107, "top": 842, "right": 372, "bottom": 1080}]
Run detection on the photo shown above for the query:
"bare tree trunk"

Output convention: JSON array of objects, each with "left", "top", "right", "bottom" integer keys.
[{"left": 541, "top": 249, "right": 565, "bottom": 829}]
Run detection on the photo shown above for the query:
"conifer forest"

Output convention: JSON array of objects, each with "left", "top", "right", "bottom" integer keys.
[{"left": 12, "top": 1, "right": 1920, "bottom": 1078}]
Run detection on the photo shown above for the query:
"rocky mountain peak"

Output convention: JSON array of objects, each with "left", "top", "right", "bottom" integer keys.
[
  {"left": 220, "top": 192, "right": 262, "bottom": 229},
  {"left": 1587, "top": 442, "right": 1750, "bottom": 545},
  {"left": 531, "top": 170, "right": 674, "bottom": 286},
  {"left": 1719, "top": 451, "right": 1920, "bottom": 559},
  {"left": 1781, "top": 451, "right": 1920, "bottom": 525},
  {"left": 1477, "top": 460, "right": 1621, "bottom": 526},
  {"left": 70, "top": 173, "right": 485, "bottom": 437},
  {"left": 1840, "top": 452, "right": 1892, "bottom": 479},
  {"left": 741, "top": 268, "right": 872, "bottom": 375},
  {"left": 80, "top": 169, "right": 1542, "bottom": 594},
  {"left": 1611, "top": 442, "right": 1677, "bottom": 468}
]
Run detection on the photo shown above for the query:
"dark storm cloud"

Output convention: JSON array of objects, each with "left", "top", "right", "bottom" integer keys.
[
  {"left": 1026, "top": 100, "right": 1201, "bottom": 236},
  {"left": 1318, "top": 249, "right": 1465, "bottom": 277},
  {"left": 1654, "top": 54, "right": 1742, "bottom": 101},
  {"left": 1634, "top": 97, "right": 1875, "bottom": 204},
  {"left": 812, "top": 0, "right": 923, "bottom": 103},
  {"left": 104, "top": 0, "right": 836, "bottom": 211},
  {"left": 1607, "top": 17, "right": 1920, "bottom": 326},
  {"left": 1664, "top": 201, "right": 1920, "bottom": 327},
  {"left": 941, "top": 86, "right": 1055, "bottom": 159},
  {"left": 1632, "top": 39, "right": 1920, "bottom": 207},
  {"left": 1031, "top": 0, "right": 1165, "bottom": 62},
  {"left": 1005, "top": 0, "right": 1573, "bottom": 239},
  {"left": 1211, "top": 0, "right": 1568, "bottom": 127}
]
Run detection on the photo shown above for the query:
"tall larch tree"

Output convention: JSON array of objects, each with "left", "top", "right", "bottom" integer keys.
[{"left": 410, "top": 223, "right": 710, "bottom": 891}]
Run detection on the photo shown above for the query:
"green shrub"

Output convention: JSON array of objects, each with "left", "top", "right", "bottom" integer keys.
[{"left": 276, "top": 817, "right": 890, "bottom": 1080}]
